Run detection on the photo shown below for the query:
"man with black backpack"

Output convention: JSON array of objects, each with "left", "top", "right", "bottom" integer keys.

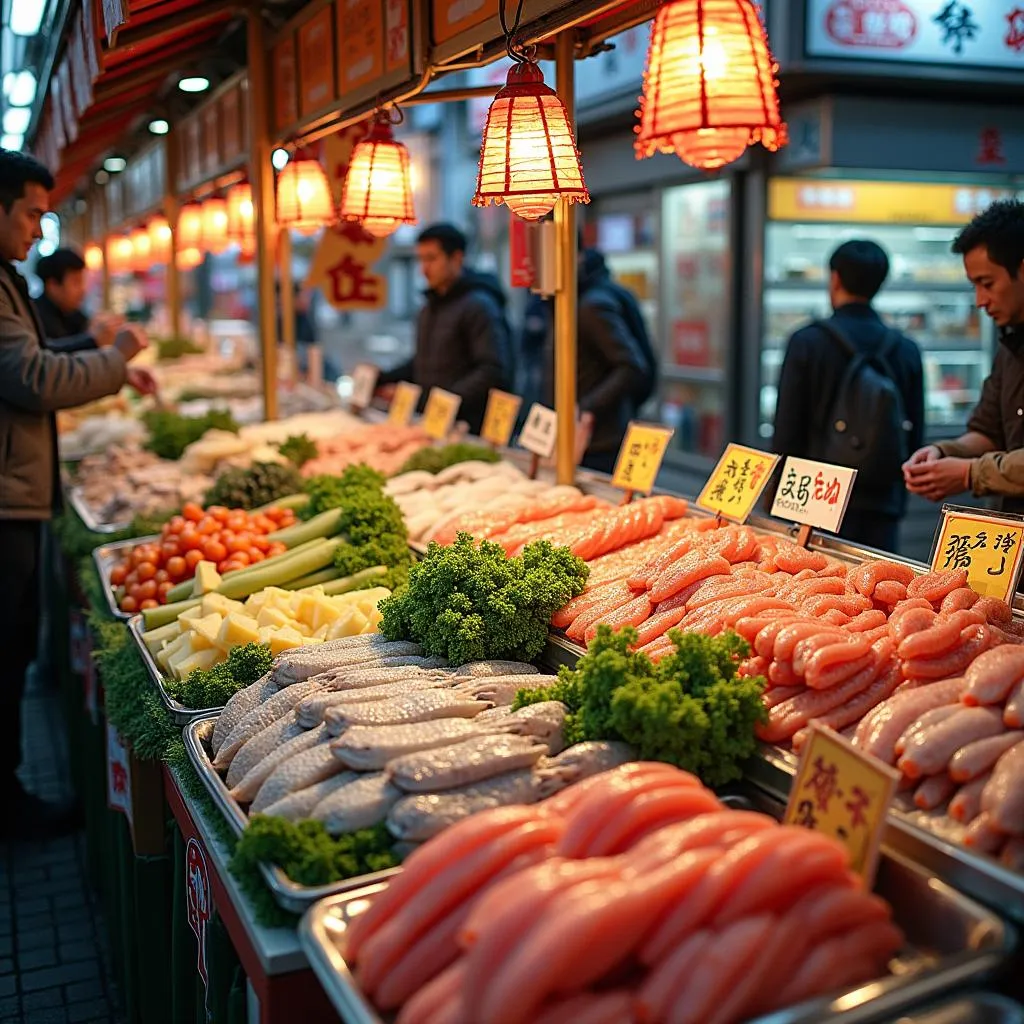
[{"left": 771, "top": 239, "right": 925, "bottom": 552}]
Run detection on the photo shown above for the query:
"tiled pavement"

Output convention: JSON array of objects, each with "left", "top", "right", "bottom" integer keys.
[{"left": 0, "top": 669, "right": 124, "bottom": 1024}]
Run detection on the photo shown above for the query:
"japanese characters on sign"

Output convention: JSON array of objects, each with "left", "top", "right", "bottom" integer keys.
[
  {"left": 422, "top": 387, "right": 462, "bottom": 440},
  {"left": 931, "top": 507, "right": 1024, "bottom": 603},
  {"left": 785, "top": 723, "right": 899, "bottom": 885},
  {"left": 338, "top": 0, "right": 384, "bottom": 91},
  {"left": 696, "top": 443, "right": 780, "bottom": 523},
  {"left": 771, "top": 456, "right": 857, "bottom": 535},
  {"left": 612, "top": 422, "right": 675, "bottom": 496},
  {"left": 272, "top": 35, "right": 299, "bottom": 133},
  {"left": 388, "top": 382, "right": 421, "bottom": 426},
  {"left": 519, "top": 403, "right": 558, "bottom": 460},
  {"left": 481, "top": 389, "right": 522, "bottom": 448},
  {"left": 298, "top": 8, "right": 335, "bottom": 116},
  {"left": 350, "top": 363, "right": 380, "bottom": 409},
  {"left": 106, "top": 721, "right": 133, "bottom": 827},
  {"left": 432, "top": 0, "right": 499, "bottom": 45}
]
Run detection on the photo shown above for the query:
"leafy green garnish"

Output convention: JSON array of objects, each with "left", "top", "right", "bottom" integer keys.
[
  {"left": 397, "top": 442, "right": 501, "bottom": 476},
  {"left": 277, "top": 434, "right": 319, "bottom": 469},
  {"left": 204, "top": 461, "right": 303, "bottom": 510},
  {"left": 142, "top": 408, "right": 239, "bottom": 460},
  {"left": 165, "top": 642, "right": 273, "bottom": 710}
]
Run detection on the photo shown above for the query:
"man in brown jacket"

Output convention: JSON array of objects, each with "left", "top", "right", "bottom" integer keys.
[
  {"left": 904, "top": 200, "right": 1024, "bottom": 513},
  {"left": 0, "top": 149, "right": 148, "bottom": 839}
]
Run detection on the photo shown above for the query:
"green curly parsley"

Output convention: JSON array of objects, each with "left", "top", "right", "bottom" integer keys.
[{"left": 165, "top": 642, "right": 273, "bottom": 710}]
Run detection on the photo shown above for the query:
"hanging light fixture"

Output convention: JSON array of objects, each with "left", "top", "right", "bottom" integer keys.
[
  {"left": 83, "top": 244, "right": 103, "bottom": 273},
  {"left": 201, "top": 196, "right": 229, "bottom": 253},
  {"left": 226, "top": 182, "right": 255, "bottom": 243},
  {"left": 129, "top": 227, "right": 151, "bottom": 273},
  {"left": 177, "top": 202, "right": 204, "bottom": 249},
  {"left": 473, "top": 2, "right": 588, "bottom": 221},
  {"left": 635, "top": 0, "right": 787, "bottom": 171},
  {"left": 106, "top": 235, "right": 135, "bottom": 276},
  {"left": 276, "top": 150, "right": 335, "bottom": 235},
  {"left": 148, "top": 215, "right": 172, "bottom": 264},
  {"left": 176, "top": 247, "right": 203, "bottom": 271},
  {"left": 339, "top": 108, "right": 417, "bottom": 238}
]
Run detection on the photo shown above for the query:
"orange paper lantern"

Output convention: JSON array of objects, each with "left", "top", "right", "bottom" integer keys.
[
  {"left": 148, "top": 215, "right": 172, "bottom": 263},
  {"left": 473, "top": 60, "right": 589, "bottom": 222},
  {"left": 340, "top": 115, "right": 416, "bottom": 238},
  {"left": 106, "top": 235, "right": 134, "bottom": 276},
  {"left": 129, "top": 228, "right": 151, "bottom": 273},
  {"left": 635, "top": 0, "right": 787, "bottom": 170},
  {"left": 177, "top": 202, "right": 203, "bottom": 248},
  {"left": 84, "top": 243, "right": 103, "bottom": 272},
  {"left": 176, "top": 247, "right": 203, "bottom": 271},
  {"left": 276, "top": 153, "right": 335, "bottom": 235},
  {"left": 226, "top": 182, "right": 254, "bottom": 242},
  {"left": 201, "top": 197, "right": 229, "bottom": 253}
]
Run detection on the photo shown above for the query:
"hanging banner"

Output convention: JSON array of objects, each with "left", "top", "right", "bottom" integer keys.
[{"left": 273, "top": 35, "right": 300, "bottom": 133}]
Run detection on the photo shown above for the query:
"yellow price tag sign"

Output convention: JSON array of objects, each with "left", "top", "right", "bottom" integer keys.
[
  {"left": 388, "top": 381, "right": 421, "bottom": 427},
  {"left": 421, "top": 387, "right": 462, "bottom": 440},
  {"left": 612, "top": 422, "right": 675, "bottom": 495},
  {"left": 785, "top": 724, "right": 899, "bottom": 886},
  {"left": 931, "top": 506, "right": 1024, "bottom": 603},
  {"left": 481, "top": 389, "right": 522, "bottom": 448},
  {"left": 696, "top": 443, "right": 780, "bottom": 522}
]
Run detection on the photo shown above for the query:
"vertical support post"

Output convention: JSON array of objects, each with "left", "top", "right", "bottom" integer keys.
[
  {"left": 278, "top": 227, "right": 295, "bottom": 377},
  {"left": 100, "top": 189, "right": 111, "bottom": 310},
  {"left": 553, "top": 30, "right": 578, "bottom": 486},
  {"left": 163, "top": 130, "right": 182, "bottom": 338},
  {"left": 247, "top": 7, "right": 279, "bottom": 420}
]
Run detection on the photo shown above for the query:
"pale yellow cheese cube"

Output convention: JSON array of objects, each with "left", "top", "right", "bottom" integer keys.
[
  {"left": 218, "top": 613, "right": 261, "bottom": 649},
  {"left": 256, "top": 606, "right": 292, "bottom": 630},
  {"left": 267, "top": 628, "right": 306, "bottom": 656},
  {"left": 174, "top": 648, "right": 220, "bottom": 680}
]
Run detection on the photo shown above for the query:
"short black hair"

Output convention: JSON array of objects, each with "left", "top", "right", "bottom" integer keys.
[
  {"left": 952, "top": 200, "right": 1024, "bottom": 278},
  {"left": 416, "top": 223, "right": 466, "bottom": 256},
  {"left": 0, "top": 149, "right": 54, "bottom": 213},
  {"left": 829, "top": 239, "right": 889, "bottom": 300},
  {"left": 37, "top": 248, "right": 86, "bottom": 283}
]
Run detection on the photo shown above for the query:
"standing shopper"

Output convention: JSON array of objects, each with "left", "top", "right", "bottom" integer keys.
[
  {"left": 0, "top": 150, "right": 148, "bottom": 839},
  {"left": 35, "top": 247, "right": 120, "bottom": 353},
  {"left": 378, "top": 224, "right": 510, "bottom": 434},
  {"left": 904, "top": 200, "right": 1024, "bottom": 511},
  {"left": 771, "top": 240, "right": 925, "bottom": 552}
]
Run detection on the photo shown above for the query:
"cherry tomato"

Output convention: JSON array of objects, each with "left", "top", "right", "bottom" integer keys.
[
  {"left": 110, "top": 565, "right": 128, "bottom": 587},
  {"left": 264, "top": 506, "right": 283, "bottom": 523},
  {"left": 268, "top": 543, "right": 288, "bottom": 558},
  {"left": 120, "top": 596, "right": 138, "bottom": 614},
  {"left": 182, "top": 502, "right": 204, "bottom": 522},
  {"left": 167, "top": 516, "right": 187, "bottom": 535},
  {"left": 247, "top": 549, "right": 265, "bottom": 564},
  {"left": 156, "top": 582, "right": 173, "bottom": 602},
  {"left": 125, "top": 570, "right": 139, "bottom": 588},
  {"left": 161, "top": 540, "right": 180, "bottom": 560},
  {"left": 227, "top": 513, "right": 248, "bottom": 532},
  {"left": 250, "top": 514, "right": 272, "bottom": 534},
  {"left": 251, "top": 535, "right": 270, "bottom": 553},
  {"left": 136, "top": 561, "right": 157, "bottom": 581},
  {"left": 227, "top": 536, "right": 250, "bottom": 555},
  {"left": 203, "top": 540, "right": 227, "bottom": 563},
  {"left": 208, "top": 506, "right": 230, "bottom": 523},
  {"left": 229, "top": 551, "right": 251, "bottom": 567},
  {"left": 217, "top": 560, "right": 233, "bottom": 574},
  {"left": 198, "top": 517, "right": 219, "bottom": 536},
  {"left": 154, "top": 569, "right": 170, "bottom": 585},
  {"left": 127, "top": 583, "right": 143, "bottom": 602},
  {"left": 184, "top": 549, "right": 204, "bottom": 571},
  {"left": 139, "top": 599, "right": 159, "bottom": 611},
  {"left": 179, "top": 530, "right": 202, "bottom": 553},
  {"left": 138, "top": 580, "right": 158, "bottom": 600},
  {"left": 166, "top": 556, "right": 187, "bottom": 579}
]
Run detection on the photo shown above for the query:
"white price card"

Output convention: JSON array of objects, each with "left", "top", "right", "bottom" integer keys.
[
  {"left": 518, "top": 403, "right": 558, "bottom": 459},
  {"left": 351, "top": 363, "right": 379, "bottom": 409},
  {"left": 771, "top": 456, "right": 858, "bottom": 535}
]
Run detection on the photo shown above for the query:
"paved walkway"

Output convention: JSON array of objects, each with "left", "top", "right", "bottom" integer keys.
[{"left": 0, "top": 669, "right": 123, "bottom": 1024}]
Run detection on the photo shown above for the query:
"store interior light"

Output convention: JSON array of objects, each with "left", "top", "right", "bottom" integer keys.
[
  {"left": 94, "top": 169, "right": 109, "bottom": 184},
  {"left": 8, "top": 71, "right": 36, "bottom": 107},
  {"left": 226, "top": 182, "right": 255, "bottom": 242},
  {"left": 11, "top": 0, "right": 46, "bottom": 36},
  {"left": 340, "top": 111, "right": 417, "bottom": 238},
  {"left": 635, "top": 0, "right": 787, "bottom": 170},
  {"left": 104, "top": 156, "right": 127, "bottom": 173},
  {"left": 84, "top": 244, "right": 104, "bottom": 272},
  {"left": 37, "top": 239, "right": 56, "bottom": 257},
  {"left": 1, "top": 134, "right": 23, "bottom": 151},
  {"left": 148, "top": 215, "right": 172, "bottom": 263},
  {"left": 275, "top": 151, "right": 335, "bottom": 234},
  {"left": 2, "top": 72, "right": 15, "bottom": 96},
  {"left": 178, "top": 76, "right": 210, "bottom": 94},
  {"left": 473, "top": 59, "right": 589, "bottom": 221},
  {"left": 148, "top": 119, "right": 170, "bottom": 135},
  {"left": 3, "top": 107, "right": 30, "bottom": 135},
  {"left": 271, "top": 148, "right": 290, "bottom": 171},
  {"left": 177, "top": 202, "right": 204, "bottom": 248}
]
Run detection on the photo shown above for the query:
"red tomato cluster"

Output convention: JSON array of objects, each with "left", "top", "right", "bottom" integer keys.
[{"left": 110, "top": 502, "right": 296, "bottom": 613}]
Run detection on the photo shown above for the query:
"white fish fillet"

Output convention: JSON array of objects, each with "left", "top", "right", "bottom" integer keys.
[
  {"left": 323, "top": 691, "right": 491, "bottom": 733},
  {"left": 452, "top": 661, "right": 540, "bottom": 678},
  {"left": 331, "top": 719, "right": 485, "bottom": 770},
  {"left": 250, "top": 742, "right": 349, "bottom": 814},
  {"left": 454, "top": 674, "right": 558, "bottom": 706},
  {"left": 295, "top": 678, "right": 454, "bottom": 729},
  {"left": 261, "top": 773, "right": 359, "bottom": 822},
  {"left": 489, "top": 701, "right": 569, "bottom": 753},
  {"left": 386, "top": 770, "right": 542, "bottom": 842},
  {"left": 535, "top": 741, "right": 637, "bottom": 798},
  {"left": 386, "top": 734, "right": 549, "bottom": 793},
  {"left": 271, "top": 640, "right": 427, "bottom": 686},
  {"left": 212, "top": 674, "right": 277, "bottom": 755},
  {"left": 312, "top": 665, "right": 453, "bottom": 693},
  {"left": 225, "top": 712, "right": 305, "bottom": 789},
  {"left": 229, "top": 725, "right": 328, "bottom": 803},
  {"left": 312, "top": 772, "right": 402, "bottom": 835}
]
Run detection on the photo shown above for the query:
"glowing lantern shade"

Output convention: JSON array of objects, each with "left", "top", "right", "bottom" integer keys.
[
  {"left": 177, "top": 202, "right": 204, "bottom": 248},
  {"left": 84, "top": 244, "right": 103, "bottom": 272},
  {"left": 201, "top": 197, "right": 229, "bottom": 253},
  {"left": 276, "top": 152, "right": 334, "bottom": 235},
  {"left": 635, "top": 0, "right": 787, "bottom": 171},
  {"left": 129, "top": 228, "right": 151, "bottom": 272},
  {"left": 340, "top": 115, "right": 416, "bottom": 238},
  {"left": 176, "top": 247, "right": 203, "bottom": 271},
  {"left": 473, "top": 60, "right": 588, "bottom": 222},
  {"left": 148, "top": 215, "right": 172, "bottom": 263},
  {"left": 106, "top": 235, "right": 134, "bottom": 276},
  {"left": 226, "top": 182, "right": 254, "bottom": 242}
]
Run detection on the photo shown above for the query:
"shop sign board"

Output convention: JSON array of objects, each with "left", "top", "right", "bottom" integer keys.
[
  {"left": 106, "top": 721, "right": 133, "bottom": 826},
  {"left": 338, "top": 0, "right": 384, "bottom": 92},
  {"left": 389, "top": 382, "right": 422, "bottom": 426},
  {"left": 696, "top": 443, "right": 779, "bottom": 522},
  {"left": 930, "top": 505, "right": 1024, "bottom": 603},
  {"left": 422, "top": 387, "right": 462, "bottom": 439},
  {"left": 273, "top": 35, "right": 300, "bottom": 133},
  {"left": 519, "top": 403, "right": 558, "bottom": 460},
  {"left": 509, "top": 214, "right": 534, "bottom": 288},
  {"left": 351, "top": 363, "right": 380, "bottom": 408},
  {"left": 806, "top": 0, "right": 1024, "bottom": 70},
  {"left": 785, "top": 723, "right": 899, "bottom": 885},
  {"left": 770, "top": 456, "right": 858, "bottom": 535},
  {"left": 612, "top": 423, "right": 675, "bottom": 496},
  {"left": 432, "top": 0, "right": 499, "bottom": 44},
  {"left": 298, "top": 7, "right": 336, "bottom": 117},
  {"left": 481, "top": 389, "right": 522, "bottom": 448},
  {"left": 185, "top": 836, "right": 213, "bottom": 1010},
  {"left": 385, "top": 0, "right": 412, "bottom": 72}
]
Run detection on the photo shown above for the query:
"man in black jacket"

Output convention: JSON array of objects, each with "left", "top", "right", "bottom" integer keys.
[
  {"left": 772, "top": 240, "right": 925, "bottom": 552},
  {"left": 378, "top": 223, "right": 510, "bottom": 434},
  {"left": 35, "top": 247, "right": 119, "bottom": 353}
]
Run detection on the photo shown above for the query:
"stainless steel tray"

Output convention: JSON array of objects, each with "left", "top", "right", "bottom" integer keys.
[
  {"left": 127, "top": 614, "right": 225, "bottom": 725},
  {"left": 67, "top": 485, "right": 132, "bottom": 534},
  {"left": 298, "top": 786, "right": 1014, "bottom": 1024},
  {"left": 895, "top": 993, "right": 1024, "bottom": 1024},
  {"left": 92, "top": 535, "right": 160, "bottom": 621},
  {"left": 182, "top": 716, "right": 400, "bottom": 914}
]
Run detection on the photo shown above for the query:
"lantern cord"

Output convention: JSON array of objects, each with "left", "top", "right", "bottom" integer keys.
[{"left": 499, "top": 0, "right": 528, "bottom": 61}]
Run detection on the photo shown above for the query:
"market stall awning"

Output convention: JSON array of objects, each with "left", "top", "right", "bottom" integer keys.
[{"left": 34, "top": 0, "right": 242, "bottom": 205}]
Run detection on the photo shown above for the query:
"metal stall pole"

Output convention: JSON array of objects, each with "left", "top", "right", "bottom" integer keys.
[
  {"left": 278, "top": 227, "right": 295, "bottom": 380},
  {"left": 100, "top": 188, "right": 112, "bottom": 311},
  {"left": 247, "top": 6, "right": 279, "bottom": 420},
  {"left": 164, "top": 130, "right": 182, "bottom": 338},
  {"left": 553, "top": 30, "right": 578, "bottom": 486}
]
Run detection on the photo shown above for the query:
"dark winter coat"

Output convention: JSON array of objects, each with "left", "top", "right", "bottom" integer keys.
[{"left": 34, "top": 293, "right": 97, "bottom": 354}]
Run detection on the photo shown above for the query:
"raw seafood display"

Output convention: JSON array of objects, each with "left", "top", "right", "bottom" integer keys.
[{"left": 298, "top": 424, "right": 432, "bottom": 478}]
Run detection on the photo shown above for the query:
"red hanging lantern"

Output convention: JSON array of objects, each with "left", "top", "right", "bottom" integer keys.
[
  {"left": 106, "top": 235, "right": 134, "bottom": 276},
  {"left": 177, "top": 202, "right": 204, "bottom": 249},
  {"left": 176, "top": 247, "right": 203, "bottom": 271},
  {"left": 129, "top": 227, "right": 151, "bottom": 273},
  {"left": 340, "top": 112, "right": 417, "bottom": 238},
  {"left": 201, "top": 197, "right": 229, "bottom": 253},
  {"left": 473, "top": 59, "right": 589, "bottom": 222},
  {"left": 84, "top": 243, "right": 103, "bottom": 272},
  {"left": 148, "top": 215, "right": 172, "bottom": 264},
  {"left": 635, "top": 0, "right": 787, "bottom": 171},
  {"left": 226, "top": 182, "right": 254, "bottom": 243},
  {"left": 276, "top": 151, "right": 335, "bottom": 235}
]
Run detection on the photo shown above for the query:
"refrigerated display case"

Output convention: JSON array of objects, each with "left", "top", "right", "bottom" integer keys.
[{"left": 758, "top": 178, "right": 1008, "bottom": 443}]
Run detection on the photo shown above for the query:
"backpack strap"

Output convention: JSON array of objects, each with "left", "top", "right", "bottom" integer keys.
[{"left": 816, "top": 319, "right": 902, "bottom": 379}]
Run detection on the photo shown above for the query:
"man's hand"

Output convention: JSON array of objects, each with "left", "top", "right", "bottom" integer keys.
[
  {"left": 904, "top": 456, "right": 973, "bottom": 502},
  {"left": 112, "top": 325, "right": 148, "bottom": 363},
  {"left": 126, "top": 367, "right": 158, "bottom": 397},
  {"left": 902, "top": 444, "right": 941, "bottom": 476},
  {"left": 90, "top": 313, "right": 124, "bottom": 348}
]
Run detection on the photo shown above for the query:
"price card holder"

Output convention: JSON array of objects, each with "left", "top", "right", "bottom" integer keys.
[
  {"left": 519, "top": 403, "right": 557, "bottom": 478},
  {"left": 770, "top": 455, "right": 858, "bottom": 547},
  {"left": 785, "top": 724, "right": 899, "bottom": 887},
  {"left": 696, "top": 443, "right": 780, "bottom": 523},
  {"left": 611, "top": 422, "right": 674, "bottom": 502},
  {"left": 350, "top": 363, "right": 379, "bottom": 410},
  {"left": 481, "top": 389, "right": 522, "bottom": 449},
  {"left": 421, "top": 387, "right": 462, "bottom": 440},
  {"left": 388, "top": 381, "right": 421, "bottom": 427},
  {"left": 930, "top": 503, "right": 1024, "bottom": 603}
]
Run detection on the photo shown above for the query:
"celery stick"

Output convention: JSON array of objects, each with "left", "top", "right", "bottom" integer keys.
[
  {"left": 142, "top": 596, "right": 202, "bottom": 630},
  {"left": 319, "top": 565, "right": 389, "bottom": 596},
  {"left": 217, "top": 539, "right": 341, "bottom": 599},
  {"left": 282, "top": 566, "right": 343, "bottom": 590},
  {"left": 251, "top": 493, "right": 310, "bottom": 514},
  {"left": 267, "top": 508, "right": 344, "bottom": 548}
]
